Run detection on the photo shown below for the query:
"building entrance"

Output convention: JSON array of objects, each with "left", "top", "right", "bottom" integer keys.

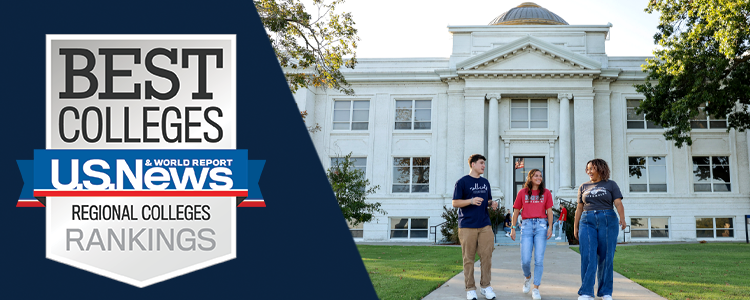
[{"left": 513, "top": 157, "right": 545, "bottom": 200}]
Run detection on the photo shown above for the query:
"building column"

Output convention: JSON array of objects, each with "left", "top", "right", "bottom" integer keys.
[
  {"left": 574, "top": 93, "right": 596, "bottom": 186},
  {"left": 487, "top": 93, "right": 501, "bottom": 189},
  {"left": 558, "top": 93, "right": 573, "bottom": 190},
  {"left": 464, "top": 96, "right": 485, "bottom": 163}
]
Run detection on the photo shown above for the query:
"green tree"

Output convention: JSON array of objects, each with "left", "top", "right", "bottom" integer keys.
[
  {"left": 327, "top": 153, "right": 384, "bottom": 226},
  {"left": 255, "top": 0, "right": 358, "bottom": 95},
  {"left": 635, "top": 0, "right": 750, "bottom": 147}
]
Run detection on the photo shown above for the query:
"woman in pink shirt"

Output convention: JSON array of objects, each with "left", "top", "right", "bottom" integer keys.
[{"left": 510, "top": 169, "right": 553, "bottom": 300}]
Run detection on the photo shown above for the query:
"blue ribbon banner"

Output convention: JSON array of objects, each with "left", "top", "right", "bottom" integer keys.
[{"left": 17, "top": 149, "right": 264, "bottom": 207}]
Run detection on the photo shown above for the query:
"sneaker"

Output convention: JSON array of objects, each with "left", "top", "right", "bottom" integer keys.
[
  {"left": 466, "top": 290, "right": 477, "bottom": 300},
  {"left": 577, "top": 296, "right": 594, "bottom": 300},
  {"left": 532, "top": 288, "right": 541, "bottom": 300},
  {"left": 551, "top": 233, "right": 555, "bottom": 237},
  {"left": 480, "top": 286, "right": 496, "bottom": 299},
  {"left": 602, "top": 296, "right": 613, "bottom": 300},
  {"left": 555, "top": 237, "right": 562, "bottom": 240},
  {"left": 523, "top": 277, "right": 531, "bottom": 293},
  {"left": 505, "top": 233, "right": 510, "bottom": 237}
]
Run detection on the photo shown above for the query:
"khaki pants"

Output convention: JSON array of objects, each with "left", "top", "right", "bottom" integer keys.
[{"left": 458, "top": 225, "right": 494, "bottom": 291}]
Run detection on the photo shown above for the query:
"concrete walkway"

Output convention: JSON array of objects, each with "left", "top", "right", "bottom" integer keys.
[{"left": 423, "top": 245, "right": 665, "bottom": 300}]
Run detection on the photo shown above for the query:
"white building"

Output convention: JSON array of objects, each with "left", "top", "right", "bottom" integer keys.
[{"left": 294, "top": 2, "right": 750, "bottom": 242}]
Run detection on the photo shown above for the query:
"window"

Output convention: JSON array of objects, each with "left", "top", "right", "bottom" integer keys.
[
  {"left": 696, "top": 217, "right": 734, "bottom": 238},
  {"left": 630, "top": 217, "right": 669, "bottom": 239},
  {"left": 628, "top": 156, "right": 667, "bottom": 192},
  {"left": 390, "top": 218, "right": 428, "bottom": 239},
  {"left": 395, "top": 100, "right": 431, "bottom": 130},
  {"left": 333, "top": 100, "right": 369, "bottom": 130},
  {"left": 331, "top": 157, "right": 366, "bottom": 174},
  {"left": 692, "top": 156, "right": 730, "bottom": 192},
  {"left": 393, "top": 157, "right": 430, "bottom": 193},
  {"left": 347, "top": 219, "right": 364, "bottom": 238},
  {"left": 511, "top": 99, "right": 547, "bottom": 128},
  {"left": 627, "top": 99, "right": 661, "bottom": 129},
  {"left": 690, "top": 103, "right": 727, "bottom": 129}
]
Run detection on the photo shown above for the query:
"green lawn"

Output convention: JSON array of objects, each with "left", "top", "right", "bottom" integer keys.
[
  {"left": 358, "top": 245, "right": 476, "bottom": 300},
  {"left": 572, "top": 243, "right": 750, "bottom": 300}
]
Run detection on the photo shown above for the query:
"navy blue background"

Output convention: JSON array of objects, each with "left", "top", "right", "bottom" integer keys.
[{"left": 0, "top": 1, "right": 377, "bottom": 298}]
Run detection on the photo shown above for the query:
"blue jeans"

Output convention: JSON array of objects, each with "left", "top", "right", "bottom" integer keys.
[
  {"left": 520, "top": 218, "right": 548, "bottom": 286},
  {"left": 578, "top": 209, "right": 619, "bottom": 297},
  {"left": 553, "top": 219, "right": 565, "bottom": 237},
  {"left": 503, "top": 226, "right": 511, "bottom": 234}
]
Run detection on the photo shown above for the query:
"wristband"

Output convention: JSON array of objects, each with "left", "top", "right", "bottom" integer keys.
[{"left": 511, "top": 226, "right": 517, "bottom": 229}]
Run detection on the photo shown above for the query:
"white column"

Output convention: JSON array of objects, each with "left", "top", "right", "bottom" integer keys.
[
  {"left": 463, "top": 96, "right": 485, "bottom": 162},
  {"left": 487, "top": 93, "right": 500, "bottom": 188},
  {"left": 574, "top": 93, "right": 596, "bottom": 186},
  {"left": 558, "top": 93, "right": 573, "bottom": 190}
]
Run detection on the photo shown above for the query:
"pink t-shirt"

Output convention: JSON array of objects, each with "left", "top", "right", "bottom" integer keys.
[{"left": 513, "top": 188, "right": 553, "bottom": 219}]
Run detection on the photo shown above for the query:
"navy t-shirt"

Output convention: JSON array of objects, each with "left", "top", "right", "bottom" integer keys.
[
  {"left": 578, "top": 180, "right": 623, "bottom": 211},
  {"left": 452, "top": 175, "right": 492, "bottom": 228}
]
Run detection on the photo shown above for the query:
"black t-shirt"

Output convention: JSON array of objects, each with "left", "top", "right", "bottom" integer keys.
[
  {"left": 578, "top": 180, "right": 623, "bottom": 211},
  {"left": 452, "top": 175, "right": 492, "bottom": 228}
]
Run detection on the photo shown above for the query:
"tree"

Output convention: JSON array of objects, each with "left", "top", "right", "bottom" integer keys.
[
  {"left": 635, "top": 0, "right": 750, "bottom": 147},
  {"left": 255, "top": 0, "right": 359, "bottom": 95},
  {"left": 327, "top": 153, "right": 384, "bottom": 226}
]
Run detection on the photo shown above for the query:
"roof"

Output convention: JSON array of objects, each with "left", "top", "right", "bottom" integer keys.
[{"left": 489, "top": 2, "right": 569, "bottom": 25}]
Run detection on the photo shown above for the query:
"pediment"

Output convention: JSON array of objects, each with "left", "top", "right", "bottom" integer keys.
[{"left": 456, "top": 35, "right": 602, "bottom": 71}]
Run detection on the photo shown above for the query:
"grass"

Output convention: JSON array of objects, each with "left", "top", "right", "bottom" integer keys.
[
  {"left": 358, "top": 245, "right": 477, "bottom": 300},
  {"left": 571, "top": 243, "right": 750, "bottom": 300}
]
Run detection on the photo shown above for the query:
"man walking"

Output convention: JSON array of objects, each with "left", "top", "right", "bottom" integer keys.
[
  {"left": 553, "top": 205, "right": 567, "bottom": 240},
  {"left": 453, "top": 154, "right": 499, "bottom": 300}
]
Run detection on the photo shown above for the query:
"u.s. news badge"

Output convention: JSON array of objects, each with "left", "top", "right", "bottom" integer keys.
[{"left": 16, "top": 35, "right": 264, "bottom": 287}]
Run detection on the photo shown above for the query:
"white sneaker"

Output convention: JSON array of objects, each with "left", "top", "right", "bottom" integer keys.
[
  {"left": 480, "top": 286, "right": 496, "bottom": 299},
  {"left": 532, "top": 288, "right": 541, "bottom": 300},
  {"left": 555, "top": 237, "right": 562, "bottom": 240},
  {"left": 577, "top": 296, "right": 594, "bottom": 300},
  {"left": 505, "top": 233, "right": 510, "bottom": 237},
  {"left": 551, "top": 233, "right": 555, "bottom": 237},
  {"left": 602, "top": 296, "right": 613, "bottom": 300},
  {"left": 523, "top": 277, "right": 531, "bottom": 293},
  {"left": 466, "top": 290, "right": 477, "bottom": 300}
]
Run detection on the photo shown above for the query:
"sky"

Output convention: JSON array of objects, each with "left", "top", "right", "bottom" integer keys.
[{"left": 332, "top": 0, "right": 661, "bottom": 58}]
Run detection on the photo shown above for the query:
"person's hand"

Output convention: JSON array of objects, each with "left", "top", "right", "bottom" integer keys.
[
  {"left": 619, "top": 218, "right": 627, "bottom": 230},
  {"left": 547, "top": 227, "right": 553, "bottom": 240},
  {"left": 510, "top": 229, "right": 516, "bottom": 241},
  {"left": 472, "top": 197, "right": 483, "bottom": 206},
  {"left": 574, "top": 227, "right": 579, "bottom": 240}
]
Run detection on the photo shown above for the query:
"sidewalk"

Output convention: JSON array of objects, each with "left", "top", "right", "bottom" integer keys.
[{"left": 423, "top": 245, "right": 665, "bottom": 300}]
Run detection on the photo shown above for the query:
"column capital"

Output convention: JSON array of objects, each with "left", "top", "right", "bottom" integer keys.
[
  {"left": 486, "top": 93, "right": 501, "bottom": 100},
  {"left": 557, "top": 93, "right": 572, "bottom": 102}
]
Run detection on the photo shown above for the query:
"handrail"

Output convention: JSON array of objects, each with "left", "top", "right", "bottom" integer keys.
[{"left": 430, "top": 221, "right": 448, "bottom": 244}]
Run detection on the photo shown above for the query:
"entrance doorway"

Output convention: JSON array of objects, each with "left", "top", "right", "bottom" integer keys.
[{"left": 513, "top": 157, "right": 545, "bottom": 198}]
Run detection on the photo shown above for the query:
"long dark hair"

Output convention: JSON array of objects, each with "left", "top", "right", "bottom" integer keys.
[{"left": 523, "top": 169, "right": 545, "bottom": 198}]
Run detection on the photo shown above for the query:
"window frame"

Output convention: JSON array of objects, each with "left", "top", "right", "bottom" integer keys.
[
  {"left": 695, "top": 217, "right": 735, "bottom": 239},
  {"left": 510, "top": 98, "right": 549, "bottom": 129},
  {"left": 691, "top": 156, "right": 731, "bottom": 193},
  {"left": 347, "top": 219, "right": 364, "bottom": 239},
  {"left": 629, "top": 217, "right": 670, "bottom": 240},
  {"left": 627, "top": 156, "right": 668, "bottom": 193},
  {"left": 332, "top": 99, "right": 370, "bottom": 131},
  {"left": 389, "top": 217, "right": 429, "bottom": 239},
  {"left": 690, "top": 103, "right": 728, "bottom": 129},
  {"left": 626, "top": 99, "right": 662, "bottom": 129},
  {"left": 330, "top": 156, "right": 367, "bottom": 175},
  {"left": 394, "top": 99, "right": 432, "bottom": 130},
  {"left": 392, "top": 157, "right": 430, "bottom": 193}
]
